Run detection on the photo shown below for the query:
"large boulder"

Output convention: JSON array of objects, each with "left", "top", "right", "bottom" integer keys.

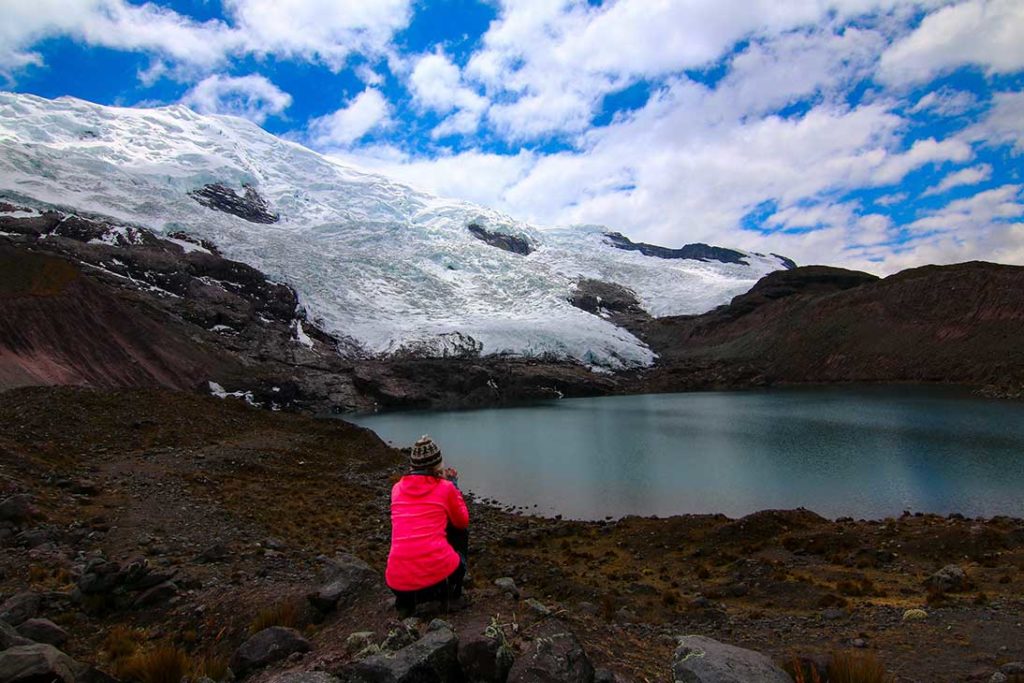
[
  {"left": 338, "top": 625, "right": 460, "bottom": 683},
  {"left": 458, "top": 617, "right": 514, "bottom": 683},
  {"left": 671, "top": 636, "right": 791, "bottom": 683},
  {"left": 0, "top": 592, "right": 41, "bottom": 626},
  {"left": 0, "top": 643, "right": 79, "bottom": 683},
  {"left": 0, "top": 621, "right": 34, "bottom": 649},
  {"left": 925, "top": 564, "right": 968, "bottom": 593},
  {"left": 507, "top": 620, "right": 593, "bottom": 683},
  {"left": 16, "top": 619, "right": 68, "bottom": 648},
  {"left": 230, "top": 627, "right": 312, "bottom": 677},
  {"left": 308, "top": 553, "right": 377, "bottom": 613}
]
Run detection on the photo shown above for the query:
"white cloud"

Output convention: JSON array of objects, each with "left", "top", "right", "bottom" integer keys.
[
  {"left": 0, "top": 0, "right": 412, "bottom": 82},
  {"left": 408, "top": 50, "right": 489, "bottom": 138},
  {"left": 879, "top": 0, "right": 1024, "bottom": 85},
  {"left": 180, "top": 74, "right": 292, "bottom": 123},
  {"left": 962, "top": 91, "right": 1024, "bottom": 154},
  {"left": 908, "top": 184, "right": 1024, "bottom": 233},
  {"left": 222, "top": 0, "right": 412, "bottom": 71},
  {"left": 0, "top": 0, "right": 240, "bottom": 80},
  {"left": 908, "top": 87, "right": 979, "bottom": 116},
  {"left": 308, "top": 88, "right": 391, "bottom": 148},
  {"left": 922, "top": 163, "right": 993, "bottom": 196},
  {"left": 870, "top": 137, "right": 973, "bottom": 186}
]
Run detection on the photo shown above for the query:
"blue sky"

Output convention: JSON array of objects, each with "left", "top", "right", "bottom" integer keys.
[{"left": 2, "top": 0, "right": 1023, "bottom": 272}]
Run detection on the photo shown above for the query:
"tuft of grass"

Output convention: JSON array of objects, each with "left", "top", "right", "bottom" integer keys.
[
  {"left": 101, "top": 625, "right": 144, "bottom": 664},
  {"left": 250, "top": 599, "right": 302, "bottom": 634},
  {"left": 117, "top": 644, "right": 189, "bottom": 683},
  {"left": 827, "top": 651, "right": 895, "bottom": 683},
  {"left": 785, "top": 656, "right": 823, "bottom": 683},
  {"left": 192, "top": 653, "right": 230, "bottom": 681}
]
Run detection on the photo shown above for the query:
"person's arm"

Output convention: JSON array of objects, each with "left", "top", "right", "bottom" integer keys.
[{"left": 447, "top": 481, "right": 469, "bottom": 529}]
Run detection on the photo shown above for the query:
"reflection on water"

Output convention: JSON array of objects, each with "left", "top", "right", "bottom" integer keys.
[{"left": 349, "top": 387, "right": 1024, "bottom": 520}]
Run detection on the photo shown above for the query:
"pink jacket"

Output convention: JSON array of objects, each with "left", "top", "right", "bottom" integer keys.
[{"left": 385, "top": 474, "right": 469, "bottom": 592}]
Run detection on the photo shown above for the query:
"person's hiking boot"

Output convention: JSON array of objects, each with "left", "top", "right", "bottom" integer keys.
[{"left": 446, "top": 594, "right": 472, "bottom": 613}]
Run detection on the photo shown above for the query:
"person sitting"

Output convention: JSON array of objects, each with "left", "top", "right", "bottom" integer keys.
[{"left": 385, "top": 435, "right": 469, "bottom": 617}]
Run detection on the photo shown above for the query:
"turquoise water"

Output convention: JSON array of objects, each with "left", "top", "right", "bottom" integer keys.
[{"left": 349, "top": 387, "right": 1024, "bottom": 520}]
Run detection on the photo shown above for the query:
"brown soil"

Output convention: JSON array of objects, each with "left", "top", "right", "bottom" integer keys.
[{"left": 1, "top": 386, "right": 1022, "bottom": 682}]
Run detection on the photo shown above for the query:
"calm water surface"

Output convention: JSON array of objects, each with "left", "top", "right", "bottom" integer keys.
[{"left": 349, "top": 387, "right": 1024, "bottom": 520}]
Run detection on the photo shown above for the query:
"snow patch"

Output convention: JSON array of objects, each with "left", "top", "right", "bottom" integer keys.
[
  {"left": 208, "top": 381, "right": 259, "bottom": 407},
  {"left": 292, "top": 320, "right": 314, "bottom": 348},
  {"left": 167, "top": 236, "right": 212, "bottom": 254}
]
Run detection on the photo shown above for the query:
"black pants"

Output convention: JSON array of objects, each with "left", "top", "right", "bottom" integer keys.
[{"left": 392, "top": 524, "right": 468, "bottom": 615}]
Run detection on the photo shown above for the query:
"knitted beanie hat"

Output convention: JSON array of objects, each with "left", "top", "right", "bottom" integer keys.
[{"left": 410, "top": 435, "right": 443, "bottom": 470}]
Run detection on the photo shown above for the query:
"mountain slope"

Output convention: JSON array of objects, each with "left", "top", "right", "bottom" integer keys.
[
  {"left": 635, "top": 262, "right": 1024, "bottom": 392},
  {"left": 0, "top": 92, "right": 790, "bottom": 369}
]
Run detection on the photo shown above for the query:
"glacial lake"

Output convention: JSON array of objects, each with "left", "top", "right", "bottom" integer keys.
[{"left": 349, "top": 387, "right": 1024, "bottom": 520}]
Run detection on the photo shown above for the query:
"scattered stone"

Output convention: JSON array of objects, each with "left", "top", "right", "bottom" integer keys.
[
  {"left": 0, "top": 621, "right": 34, "bottom": 649},
  {"left": 1000, "top": 663, "right": 1024, "bottom": 675},
  {"left": 990, "top": 673, "right": 1007, "bottom": 683},
  {"left": 902, "top": 609, "right": 928, "bottom": 622},
  {"left": 507, "top": 620, "right": 593, "bottom": 683},
  {"left": 133, "top": 581, "right": 178, "bottom": 607},
  {"left": 495, "top": 578, "right": 520, "bottom": 599},
  {"left": 345, "top": 632, "right": 376, "bottom": 656},
  {"left": 267, "top": 674, "right": 340, "bottom": 683},
  {"left": 230, "top": 627, "right": 312, "bottom": 677},
  {"left": 16, "top": 619, "right": 68, "bottom": 648},
  {"left": 524, "top": 599, "right": 551, "bottom": 616},
  {"left": 196, "top": 543, "right": 230, "bottom": 563},
  {"left": 852, "top": 638, "right": 867, "bottom": 649},
  {"left": 594, "top": 669, "right": 632, "bottom": 683},
  {"left": 614, "top": 607, "right": 638, "bottom": 623},
  {"left": 672, "top": 635, "right": 791, "bottom": 683},
  {"left": 821, "top": 609, "right": 846, "bottom": 621},
  {"left": 339, "top": 625, "right": 460, "bottom": 683},
  {"left": 0, "top": 591, "right": 41, "bottom": 626},
  {"left": 427, "top": 619, "right": 453, "bottom": 633},
  {"left": 381, "top": 621, "right": 419, "bottom": 653},
  {"left": 309, "top": 553, "right": 377, "bottom": 613},
  {"left": 0, "top": 495, "right": 36, "bottom": 524},
  {"left": 925, "top": 565, "right": 968, "bottom": 593},
  {"left": 264, "top": 537, "right": 287, "bottom": 551},
  {"left": 0, "top": 643, "right": 79, "bottom": 683}
]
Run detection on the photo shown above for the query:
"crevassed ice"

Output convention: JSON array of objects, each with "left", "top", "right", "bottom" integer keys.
[{"left": 0, "top": 92, "right": 787, "bottom": 369}]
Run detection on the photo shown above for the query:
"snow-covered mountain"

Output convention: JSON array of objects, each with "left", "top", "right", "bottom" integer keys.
[{"left": 0, "top": 92, "right": 790, "bottom": 369}]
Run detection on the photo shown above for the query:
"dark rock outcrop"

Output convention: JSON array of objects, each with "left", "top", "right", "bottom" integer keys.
[
  {"left": 189, "top": 183, "right": 279, "bottom": 224},
  {"left": 671, "top": 635, "right": 791, "bottom": 683},
  {"left": 569, "top": 279, "right": 651, "bottom": 329},
  {"left": 230, "top": 626, "right": 312, "bottom": 677},
  {"left": 506, "top": 620, "right": 593, "bottom": 683},
  {"left": 603, "top": 232, "right": 759, "bottom": 266},
  {"left": 16, "top": 619, "right": 68, "bottom": 648},
  {"left": 0, "top": 621, "right": 34, "bottom": 649},
  {"left": 308, "top": 553, "right": 378, "bottom": 613},
  {"left": 338, "top": 625, "right": 461, "bottom": 683},
  {"left": 0, "top": 643, "right": 79, "bottom": 683},
  {"left": 468, "top": 223, "right": 533, "bottom": 255},
  {"left": 0, "top": 592, "right": 41, "bottom": 626}
]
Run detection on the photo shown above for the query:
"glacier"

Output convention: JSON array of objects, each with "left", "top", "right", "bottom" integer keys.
[{"left": 0, "top": 92, "right": 788, "bottom": 369}]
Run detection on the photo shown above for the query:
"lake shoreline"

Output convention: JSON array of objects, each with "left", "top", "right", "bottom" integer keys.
[{"left": 2, "top": 385, "right": 1022, "bottom": 681}]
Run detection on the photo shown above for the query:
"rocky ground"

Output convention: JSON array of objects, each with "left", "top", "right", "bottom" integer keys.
[{"left": 1, "top": 386, "right": 1023, "bottom": 682}]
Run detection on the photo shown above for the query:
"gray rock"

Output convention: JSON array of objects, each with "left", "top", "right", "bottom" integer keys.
[
  {"left": 1000, "top": 662, "right": 1024, "bottom": 675},
  {"left": 524, "top": 599, "right": 550, "bottom": 616},
  {"left": 0, "top": 495, "right": 36, "bottom": 524},
  {"left": 0, "top": 621, "right": 34, "bottom": 649},
  {"left": 16, "top": 619, "right": 68, "bottom": 648},
  {"left": 266, "top": 674, "right": 340, "bottom": 683},
  {"left": 990, "top": 673, "right": 1007, "bottom": 683},
  {"left": 381, "top": 621, "right": 418, "bottom": 653},
  {"left": 345, "top": 632, "right": 376, "bottom": 655},
  {"left": 230, "top": 627, "right": 312, "bottom": 677},
  {"left": 507, "top": 620, "right": 594, "bottom": 683},
  {"left": 427, "top": 619, "right": 453, "bottom": 633},
  {"left": 0, "top": 643, "right": 79, "bottom": 683},
  {"left": 672, "top": 635, "right": 791, "bottom": 683},
  {"left": 459, "top": 628, "right": 515, "bottom": 683},
  {"left": 925, "top": 564, "right": 968, "bottom": 593},
  {"left": 339, "top": 626, "right": 460, "bottom": 683},
  {"left": 196, "top": 542, "right": 230, "bottom": 563},
  {"left": 132, "top": 581, "right": 178, "bottom": 607},
  {"left": 594, "top": 669, "right": 632, "bottom": 683},
  {"left": 309, "top": 553, "right": 377, "bottom": 613},
  {"left": 0, "top": 592, "right": 41, "bottom": 626},
  {"left": 494, "top": 578, "right": 520, "bottom": 599}
]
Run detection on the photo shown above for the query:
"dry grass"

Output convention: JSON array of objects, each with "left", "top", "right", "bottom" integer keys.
[
  {"left": 116, "top": 644, "right": 189, "bottom": 683},
  {"left": 101, "top": 625, "right": 144, "bottom": 664},
  {"left": 828, "top": 651, "right": 895, "bottom": 683},
  {"left": 250, "top": 599, "right": 302, "bottom": 634}
]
